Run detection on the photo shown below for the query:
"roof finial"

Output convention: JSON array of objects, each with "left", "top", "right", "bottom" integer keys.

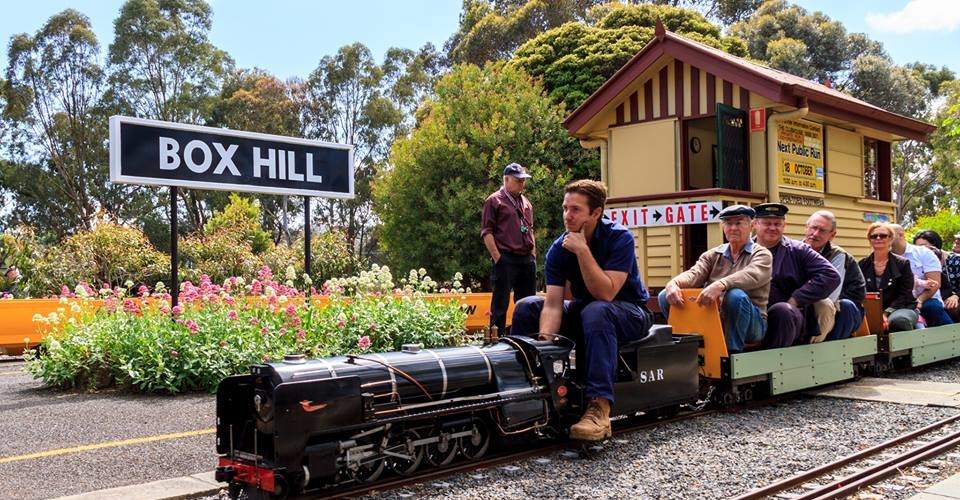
[{"left": 655, "top": 19, "right": 666, "bottom": 40}]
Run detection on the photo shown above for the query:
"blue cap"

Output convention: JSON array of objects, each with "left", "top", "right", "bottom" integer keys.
[
  {"left": 503, "top": 163, "right": 532, "bottom": 179},
  {"left": 717, "top": 204, "right": 756, "bottom": 220}
]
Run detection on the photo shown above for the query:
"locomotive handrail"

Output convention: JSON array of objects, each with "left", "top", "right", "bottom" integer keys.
[{"left": 345, "top": 354, "right": 434, "bottom": 402}]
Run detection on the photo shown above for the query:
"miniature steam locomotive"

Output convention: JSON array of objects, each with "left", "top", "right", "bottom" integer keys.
[{"left": 215, "top": 325, "right": 700, "bottom": 498}]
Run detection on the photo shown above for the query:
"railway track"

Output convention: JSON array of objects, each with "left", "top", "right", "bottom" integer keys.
[
  {"left": 311, "top": 408, "right": 717, "bottom": 499},
  {"left": 734, "top": 412, "right": 960, "bottom": 500}
]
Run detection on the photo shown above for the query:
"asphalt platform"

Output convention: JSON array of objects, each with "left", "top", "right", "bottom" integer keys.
[{"left": 0, "top": 360, "right": 216, "bottom": 499}]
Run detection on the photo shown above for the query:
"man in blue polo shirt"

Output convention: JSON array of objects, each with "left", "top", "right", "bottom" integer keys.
[{"left": 511, "top": 179, "right": 652, "bottom": 442}]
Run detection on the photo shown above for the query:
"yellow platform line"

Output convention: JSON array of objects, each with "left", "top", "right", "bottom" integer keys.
[{"left": 0, "top": 428, "right": 216, "bottom": 464}]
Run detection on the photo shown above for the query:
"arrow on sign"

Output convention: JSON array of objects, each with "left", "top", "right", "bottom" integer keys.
[
  {"left": 709, "top": 206, "right": 720, "bottom": 218},
  {"left": 653, "top": 210, "right": 662, "bottom": 222}
]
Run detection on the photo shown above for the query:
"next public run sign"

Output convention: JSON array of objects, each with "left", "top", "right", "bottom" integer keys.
[
  {"left": 605, "top": 201, "right": 722, "bottom": 228},
  {"left": 109, "top": 116, "right": 354, "bottom": 198}
]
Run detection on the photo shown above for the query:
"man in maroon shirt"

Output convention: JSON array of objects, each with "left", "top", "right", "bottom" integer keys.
[{"left": 481, "top": 163, "right": 537, "bottom": 334}]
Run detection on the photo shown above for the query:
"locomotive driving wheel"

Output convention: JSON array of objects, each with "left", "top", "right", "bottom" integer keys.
[
  {"left": 458, "top": 420, "right": 491, "bottom": 460},
  {"left": 384, "top": 429, "right": 424, "bottom": 476},
  {"left": 351, "top": 438, "right": 386, "bottom": 483},
  {"left": 425, "top": 428, "right": 459, "bottom": 466}
]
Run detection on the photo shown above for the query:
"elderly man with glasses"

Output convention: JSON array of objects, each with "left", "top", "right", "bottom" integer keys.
[
  {"left": 803, "top": 210, "right": 867, "bottom": 342},
  {"left": 752, "top": 203, "right": 840, "bottom": 348}
]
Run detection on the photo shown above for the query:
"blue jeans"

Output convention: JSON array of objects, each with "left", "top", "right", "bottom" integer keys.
[
  {"left": 825, "top": 299, "right": 864, "bottom": 341},
  {"left": 657, "top": 288, "right": 765, "bottom": 353},
  {"left": 920, "top": 298, "right": 954, "bottom": 327},
  {"left": 510, "top": 296, "right": 652, "bottom": 403}
]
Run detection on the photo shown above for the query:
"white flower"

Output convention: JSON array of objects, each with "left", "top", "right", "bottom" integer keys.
[
  {"left": 59, "top": 297, "right": 68, "bottom": 304},
  {"left": 71, "top": 303, "right": 81, "bottom": 313},
  {"left": 278, "top": 295, "right": 288, "bottom": 304},
  {"left": 285, "top": 265, "right": 297, "bottom": 281},
  {"left": 264, "top": 286, "right": 276, "bottom": 297},
  {"left": 75, "top": 285, "right": 89, "bottom": 299},
  {"left": 418, "top": 268, "right": 427, "bottom": 277},
  {"left": 236, "top": 277, "right": 246, "bottom": 287},
  {"left": 124, "top": 280, "right": 134, "bottom": 288}
]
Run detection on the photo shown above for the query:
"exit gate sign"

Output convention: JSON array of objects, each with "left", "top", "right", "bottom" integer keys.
[{"left": 605, "top": 201, "right": 722, "bottom": 228}]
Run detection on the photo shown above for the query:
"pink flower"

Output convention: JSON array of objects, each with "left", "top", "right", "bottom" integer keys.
[
  {"left": 368, "top": 322, "right": 378, "bottom": 331},
  {"left": 260, "top": 327, "right": 269, "bottom": 335},
  {"left": 279, "top": 327, "right": 287, "bottom": 336},
  {"left": 285, "top": 303, "right": 297, "bottom": 316},
  {"left": 138, "top": 285, "right": 149, "bottom": 297},
  {"left": 357, "top": 336, "right": 372, "bottom": 350},
  {"left": 336, "top": 319, "right": 346, "bottom": 328},
  {"left": 171, "top": 305, "right": 183, "bottom": 317},
  {"left": 258, "top": 266, "right": 273, "bottom": 281},
  {"left": 296, "top": 330, "right": 306, "bottom": 340},
  {"left": 160, "top": 304, "right": 170, "bottom": 314},
  {"left": 185, "top": 319, "right": 199, "bottom": 335},
  {"left": 227, "top": 310, "right": 238, "bottom": 320},
  {"left": 249, "top": 317, "right": 259, "bottom": 326},
  {"left": 169, "top": 349, "right": 179, "bottom": 358},
  {"left": 122, "top": 299, "right": 141, "bottom": 315},
  {"left": 219, "top": 340, "right": 228, "bottom": 348},
  {"left": 289, "top": 316, "right": 302, "bottom": 327}
]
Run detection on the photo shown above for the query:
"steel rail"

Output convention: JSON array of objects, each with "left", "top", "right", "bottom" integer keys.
[{"left": 733, "top": 412, "right": 960, "bottom": 500}]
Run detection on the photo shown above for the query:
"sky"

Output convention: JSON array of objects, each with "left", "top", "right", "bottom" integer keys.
[{"left": 0, "top": 1, "right": 959, "bottom": 80}]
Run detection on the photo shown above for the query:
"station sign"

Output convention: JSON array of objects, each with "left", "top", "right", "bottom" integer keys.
[
  {"left": 109, "top": 116, "right": 354, "bottom": 198},
  {"left": 775, "top": 118, "right": 824, "bottom": 193},
  {"left": 605, "top": 201, "right": 722, "bottom": 228}
]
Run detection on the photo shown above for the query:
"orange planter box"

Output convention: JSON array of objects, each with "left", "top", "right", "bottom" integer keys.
[{"left": 0, "top": 293, "right": 514, "bottom": 353}]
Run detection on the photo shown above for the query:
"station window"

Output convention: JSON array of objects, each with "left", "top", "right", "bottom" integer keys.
[{"left": 863, "top": 139, "right": 878, "bottom": 199}]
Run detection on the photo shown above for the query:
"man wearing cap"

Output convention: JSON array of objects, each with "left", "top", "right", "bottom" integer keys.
[
  {"left": 802, "top": 210, "right": 866, "bottom": 342},
  {"left": 659, "top": 205, "right": 772, "bottom": 352},
  {"left": 481, "top": 163, "right": 537, "bottom": 334},
  {"left": 753, "top": 203, "right": 840, "bottom": 347}
]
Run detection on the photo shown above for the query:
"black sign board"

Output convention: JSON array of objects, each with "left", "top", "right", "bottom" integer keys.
[{"left": 109, "top": 116, "right": 354, "bottom": 198}]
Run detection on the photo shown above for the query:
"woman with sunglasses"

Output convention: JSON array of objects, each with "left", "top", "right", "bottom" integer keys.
[{"left": 859, "top": 222, "right": 918, "bottom": 332}]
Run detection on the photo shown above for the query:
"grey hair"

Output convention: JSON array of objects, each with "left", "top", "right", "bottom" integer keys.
[
  {"left": 888, "top": 223, "right": 905, "bottom": 235},
  {"left": 807, "top": 210, "right": 837, "bottom": 231}
]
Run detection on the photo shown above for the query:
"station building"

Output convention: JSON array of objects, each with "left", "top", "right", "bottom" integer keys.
[{"left": 563, "top": 23, "right": 935, "bottom": 288}]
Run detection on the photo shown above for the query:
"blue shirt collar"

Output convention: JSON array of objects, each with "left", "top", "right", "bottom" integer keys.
[{"left": 715, "top": 240, "right": 756, "bottom": 261}]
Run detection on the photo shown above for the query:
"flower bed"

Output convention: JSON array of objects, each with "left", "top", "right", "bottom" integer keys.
[{"left": 27, "top": 266, "right": 473, "bottom": 393}]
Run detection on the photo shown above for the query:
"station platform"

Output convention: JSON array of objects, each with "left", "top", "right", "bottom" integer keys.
[
  {"left": 810, "top": 378, "right": 960, "bottom": 408},
  {"left": 910, "top": 473, "right": 960, "bottom": 499}
]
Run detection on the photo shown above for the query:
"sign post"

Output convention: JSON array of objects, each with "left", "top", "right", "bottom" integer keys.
[{"left": 109, "top": 116, "right": 354, "bottom": 306}]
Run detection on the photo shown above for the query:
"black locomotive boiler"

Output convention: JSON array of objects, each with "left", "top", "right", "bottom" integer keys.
[{"left": 215, "top": 326, "right": 701, "bottom": 498}]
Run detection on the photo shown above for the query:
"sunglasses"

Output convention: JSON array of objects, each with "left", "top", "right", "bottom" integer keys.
[{"left": 869, "top": 233, "right": 890, "bottom": 240}]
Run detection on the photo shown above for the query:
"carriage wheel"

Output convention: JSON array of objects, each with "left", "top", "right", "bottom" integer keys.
[{"left": 425, "top": 430, "right": 459, "bottom": 466}]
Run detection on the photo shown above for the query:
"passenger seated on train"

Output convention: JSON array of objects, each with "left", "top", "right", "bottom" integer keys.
[
  {"left": 945, "top": 233, "right": 960, "bottom": 321},
  {"left": 802, "top": 210, "right": 866, "bottom": 342},
  {"left": 912, "top": 230, "right": 958, "bottom": 324},
  {"left": 511, "top": 179, "right": 653, "bottom": 442},
  {"left": 752, "top": 203, "right": 840, "bottom": 348},
  {"left": 890, "top": 224, "right": 954, "bottom": 327},
  {"left": 859, "top": 222, "right": 918, "bottom": 332},
  {"left": 658, "top": 205, "right": 772, "bottom": 353}
]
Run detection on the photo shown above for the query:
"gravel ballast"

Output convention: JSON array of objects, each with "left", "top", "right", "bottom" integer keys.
[{"left": 364, "top": 397, "right": 958, "bottom": 499}]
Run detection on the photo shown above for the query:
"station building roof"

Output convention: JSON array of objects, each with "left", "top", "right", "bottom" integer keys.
[{"left": 563, "top": 23, "right": 936, "bottom": 141}]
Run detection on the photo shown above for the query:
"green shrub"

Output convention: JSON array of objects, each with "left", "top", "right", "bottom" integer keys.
[
  {"left": 29, "top": 222, "right": 167, "bottom": 296},
  {"left": 27, "top": 267, "right": 472, "bottom": 393},
  {"left": 908, "top": 210, "right": 960, "bottom": 250},
  {"left": 0, "top": 226, "right": 40, "bottom": 298},
  {"left": 204, "top": 194, "right": 272, "bottom": 254}
]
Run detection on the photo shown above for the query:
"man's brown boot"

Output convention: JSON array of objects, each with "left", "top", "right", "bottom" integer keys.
[{"left": 569, "top": 398, "right": 612, "bottom": 441}]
